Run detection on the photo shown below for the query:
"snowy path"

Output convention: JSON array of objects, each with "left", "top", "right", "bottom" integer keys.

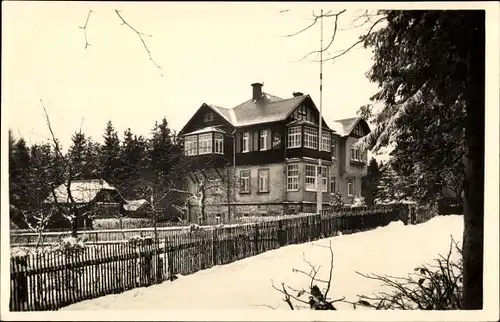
[{"left": 61, "top": 215, "right": 463, "bottom": 311}]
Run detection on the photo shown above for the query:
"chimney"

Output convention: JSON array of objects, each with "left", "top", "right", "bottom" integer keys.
[
  {"left": 293, "top": 91, "right": 304, "bottom": 97},
  {"left": 251, "top": 82, "right": 263, "bottom": 100}
]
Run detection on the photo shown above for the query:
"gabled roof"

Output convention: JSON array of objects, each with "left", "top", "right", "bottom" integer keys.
[
  {"left": 45, "top": 179, "right": 120, "bottom": 204},
  {"left": 231, "top": 94, "right": 308, "bottom": 127},
  {"left": 331, "top": 117, "right": 370, "bottom": 137}
]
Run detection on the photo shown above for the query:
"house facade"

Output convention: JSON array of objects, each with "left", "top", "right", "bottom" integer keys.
[{"left": 178, "top": 83, "right": 370, "bottom": 220}]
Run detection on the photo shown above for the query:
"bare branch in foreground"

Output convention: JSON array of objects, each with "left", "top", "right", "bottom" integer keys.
[
  {"left": 321, "top": 17, "right": 386, "bottom": 63},
  {"left": 79, "top": 10, "right": 93, "bottom": 49},
  {"left": 114, "top": 9, "right": 164, "bottom": 77},
  {"left": 299, "top": 9, "right": 346, "bottom": 62}
]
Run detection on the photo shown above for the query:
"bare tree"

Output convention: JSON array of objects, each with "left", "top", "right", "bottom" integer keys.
[
  {"left": 78, "top": 8, "right": 163, "bottom": 76},
  {"left": 172, "top": 165, "right": 240, "bottom": 225}
]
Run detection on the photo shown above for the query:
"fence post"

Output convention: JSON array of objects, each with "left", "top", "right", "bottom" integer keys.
[
  {"left": 212, "top": 229, "right": 217, "bottom": 266},
  {"left": 254, "top": 224, "right": 260, "bottom": 255},
  {"left": 278, "top": 220, "right": 284, "bottom": 247}
]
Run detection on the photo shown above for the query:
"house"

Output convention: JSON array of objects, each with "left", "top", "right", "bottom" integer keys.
[
  {"left": 329, "top": 117, "right": 371, "bottom": 204},
  {"left": 44, "top": 179, "right": 152, "bottom": 228},
  {"left": 178, "top": 83, "right": 371, "bottom": 220}
]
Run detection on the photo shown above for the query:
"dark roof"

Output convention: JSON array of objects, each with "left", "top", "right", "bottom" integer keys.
[
  {"left": 231, "top": 94, "right": 307, "bottom": 127},
  {"left": 183, "top": 88, "right": 363, "bottom": 133}
]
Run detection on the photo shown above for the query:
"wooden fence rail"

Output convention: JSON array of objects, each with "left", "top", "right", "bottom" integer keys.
[{"left": 10, "top": 204, "right": 430, "bottom": 311}]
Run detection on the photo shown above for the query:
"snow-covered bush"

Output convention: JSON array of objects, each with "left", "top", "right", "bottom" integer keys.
[
  {"left": 56, "top": 236, "right": 86, "bottom": 253},
  {"left": 128, "top": 235, "right": 154, "bottom": 246},
  {"left": 187, "top": 224, "right": 204, "bottom": 233},
  {"left": 329, "top": 190, "right": 344, "bottom": 210},
  {"left": 351, "top": 195, "right": 367, "bottom": 208}
]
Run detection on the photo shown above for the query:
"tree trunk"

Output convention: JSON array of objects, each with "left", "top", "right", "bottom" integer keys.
[
  {"left": 461, "top": 11, "right": 485, "bottom": 310},
  {"left": 71, "top": 216, "right": 78, "bottom": 238}
]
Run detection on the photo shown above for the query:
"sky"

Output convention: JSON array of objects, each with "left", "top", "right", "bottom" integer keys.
[{"left": 3, "top": 2, "right": 381, "bottom": 150}]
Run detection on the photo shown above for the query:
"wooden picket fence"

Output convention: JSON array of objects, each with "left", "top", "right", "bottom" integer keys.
[{"left": 10, "top": 204, "right": 424, "bottom": 312}]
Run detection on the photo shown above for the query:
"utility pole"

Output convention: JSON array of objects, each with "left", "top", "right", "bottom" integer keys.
[{"left": 316, "top": 9, "right": 324, "bottom": 214}]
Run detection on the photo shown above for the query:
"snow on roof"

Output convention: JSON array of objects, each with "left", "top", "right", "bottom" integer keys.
[
  {"left": 182, "top": 126, "right": 226, "bottom": 136},
  {"left": 330, "top": 121, "right": 345, "bottom": 136},
  {"left": 45, "top": 179, "right": 119, "bottom": 204},
  {"left": 123, "top": 199, "right": 150, "bottom": 212}
]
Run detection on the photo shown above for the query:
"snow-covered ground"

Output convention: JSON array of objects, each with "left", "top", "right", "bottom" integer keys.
[{"left": 61, "top": 215, "right": 463, "bottom": 311}]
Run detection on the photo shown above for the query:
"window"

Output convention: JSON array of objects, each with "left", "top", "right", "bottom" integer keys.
[
  {"left": 209, "top": 178, "right": 222, "bottom": 194},
  {"left": 204, "top": 112, "right": 214, "bottom": 122},
  {"left": 198, "top": 133, "right": 212, "bottom": 154},
  {"left": 304, "top": 127, "right": 318, "bottom": 149},
  {"left": 258, "top": 169, "right": 269, "bottom": 192},
  {"left": 347, "top": 178, "right": 354, "bottom": 196},
  {"left": 214, "top": 133, "right": 224, "bottom": 154},
  {"left": 242, "top": 132, "right": 250, "bottom": 152},
  {"left": 240, "top": 171, "right": 251, "bottom": 193},
  {"left": 353, "top": 124, "right": 362, "bottom": 136},
  {"left": 260, "top": 129, "right": 269, "bottom": 151},
  {"left": 184, "top": 135, "right": 197, "bottom": 156},
  {"left": 330, "top": 177, "right": 336, "bottom": 193},
  {"left": 351, "top": 146, "right": 361, "bottom": 161},
  {"left": 305, "top": 165, "right": 317, "bottom": 191},
  {"left": 319, "top": 166, "right": 328, "bottom": 192},
  {"left": 321, "top": 131, "right": 331, "bottom": 152},
  {"left": 286, "top": 164, "right": 299, "bottom": 191},
  {"left": 287, "top": 127, "right": 301, "bottom": 148},
  {"left": 305, "top": 165, "right": 327, "bottom": 191},
  {"left": 332, "top": 140, "right": 337, "bottom": 159}
]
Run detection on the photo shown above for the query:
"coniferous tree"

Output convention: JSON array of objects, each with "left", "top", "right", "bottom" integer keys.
[
  {"left": 101, "top": 121, "right": 122, "bottom": 184},
  {"left": 361, "top": 158, "right": 382, "bottom": 207}
]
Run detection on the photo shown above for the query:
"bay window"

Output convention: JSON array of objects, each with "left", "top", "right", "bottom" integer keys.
[
  {"left": 304, "top": 127, "right": 318, "bottom": 149},
  {"left": 287, "top": 127, "right": 301, "bottom": 148},
  {"left": 183, "top": 131, "right": 224, "bottom": 156}
]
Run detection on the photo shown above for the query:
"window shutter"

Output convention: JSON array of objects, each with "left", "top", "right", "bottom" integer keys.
[
  {"left": 235, "top": 133, "right": 241, "bottom": 153},
  {"left": 253, "top": 131, "right": 259, "bottom": 151}
]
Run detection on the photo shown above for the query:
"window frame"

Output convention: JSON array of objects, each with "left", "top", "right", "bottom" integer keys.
[
  {"left": 320, "top": 131, "right": 331, "bottom": 152},
  {"left": 214, "top": 133, "right": 224, "bottom": 154},
  {"left": 242, "top": 132, "right": 250, "bottom": 153},
  {"left": 239, "top": 170, "right": 251, "bottom": 194},
  {"left": 259, "top": 129, "right": 269, "bottom": 151},
  {"left": 258, "top": 168, "right": 270, "bottom": 193},
  {"left": 330, "top": 176, "right": 336, "bottom": 193},
  {"left": 332, "top": 140, "right": 337, "bottom": 159},
  {"left": 347, "top": 178, "right": 354, "bottom": 196},
  {"left": 203, "top": 112, "right": 214, "bottom": 122},
  {"left": 184, "top": 135, "right": 198, "bottom": 156},
  {"left": 304, "top": 164, "right": 327, "bottom": 192},
  {"left": 350, "top": 146, "right": 361, "bottom": 161},
  {"left": 303, "top": 126, "right": 318, "bottom": 149},
  {"left": 287, "top": 126, "right": 301, "bottom": 148},
  {"left": 286, "top": 164, "right": 299, "bottom": 191},
  {"left": 198, "top": 133, "right": 213, "bottom": 155}
]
